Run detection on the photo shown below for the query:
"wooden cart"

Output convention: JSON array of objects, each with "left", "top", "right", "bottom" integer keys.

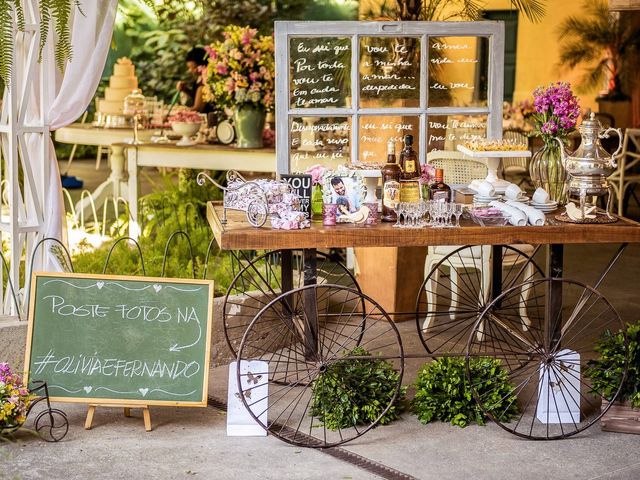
[{"left": 207, "top": 202, "right": 640, "bottom": 447}]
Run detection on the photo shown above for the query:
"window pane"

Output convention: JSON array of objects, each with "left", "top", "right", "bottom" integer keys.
[
  {"left": 427, "top": 114, "right": 487, "bottom": 152},
  {"left": 289, "top": 38, "right": 351, "bottom": 109},
  {"left": 358, "top": 115, "right": 420, "bottom": 165},
  {"left": 428, "top": 37, "right": 489, "bottom": 107},
  {"left": 359, "top": 37, "right": 420, "bottom": 108},
  {"left": 290, "top": 116, "right": 351, "bottom": 172}
]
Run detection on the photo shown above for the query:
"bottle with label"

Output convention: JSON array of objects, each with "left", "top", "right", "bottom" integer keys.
[
  {"left": 429, "top": 168, "right": 451, "bottom": 202},
  {"left": 399, "top": 134, "right": 421, "bottom": 202},
  {"left": 382, "top": 140, "right": 402, "bottom": 222}
]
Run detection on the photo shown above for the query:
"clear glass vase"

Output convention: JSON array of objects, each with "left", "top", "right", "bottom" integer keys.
[{"left": 529, "top": 139, "right": 567, "bottom": 203}]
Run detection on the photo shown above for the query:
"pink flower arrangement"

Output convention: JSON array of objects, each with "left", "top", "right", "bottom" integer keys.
[
  {"left": 420, "top": 163, "right": 436, "bottom": 185},
  {"left": 0, "top": 363, "right": 35, "bottom": 429},
  {"left": 305, "top": 164, "right": 326, "bottom": 186},
  {"left": 203, "top": 25, "right": 274, "bottom": 111},
  {"left": 531, "top": 82, "right": 581, "bottom": 143},
  {"left": 168, "top": 110, "right": 203, "bottom": 124}
]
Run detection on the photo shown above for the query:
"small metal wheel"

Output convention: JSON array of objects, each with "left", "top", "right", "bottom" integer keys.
[
  {"left": 223, "top": 250, "right": 363, "bottom": 357},
  {"left": 246, "top": 199, "right": 268, "bottom": 227},
  {"left": 34, "top": 409, "right": 69, "bottom": 442},
  {"left": 466, "top": 278, "right": 626, "bottom": 440},
  {"left": 236, "top": 284, "right": 404, "bottom": 448},
  {"left": 416, "top": 245, "right": 543, "bottom": 355}
]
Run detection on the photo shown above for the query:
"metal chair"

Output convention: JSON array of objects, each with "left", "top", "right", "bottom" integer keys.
[
  {"left": 609, "top": 128, "right": 640, "bottom": 216},
  {"left": 422, "top": 151, "right": 534, "bottom": 334},
  {"left": 502, "top": 129, "right": 531, "bottom": 187}
]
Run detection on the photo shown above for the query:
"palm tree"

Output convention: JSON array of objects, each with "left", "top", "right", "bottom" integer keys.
[
  {"left": 368, "top": 0, "right": 546, "bottom": 22},
  {"left": 556, "top": 0, "right": 640, "bottom": 99}
]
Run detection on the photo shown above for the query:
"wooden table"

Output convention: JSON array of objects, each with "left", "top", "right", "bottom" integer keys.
[{"left": 207, "top": 202, "right": 640, "bottom": 445}]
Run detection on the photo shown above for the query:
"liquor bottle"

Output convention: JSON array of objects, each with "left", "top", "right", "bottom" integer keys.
[
  {"left": 399, "top": 134, "right": 421, "bottom": 202},
  {"left": 381, "top": 140, "right": 402, "bottom": 222},
  {"left": 429, "top": 168, "right": 451, "bottom": 202},
  {"left": 399, "top": 134, "right": 419, "bottom": 180}
]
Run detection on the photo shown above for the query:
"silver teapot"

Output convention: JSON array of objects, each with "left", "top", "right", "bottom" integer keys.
[{"left": 555, "top": 112, "right": 622, "bottom": 219}]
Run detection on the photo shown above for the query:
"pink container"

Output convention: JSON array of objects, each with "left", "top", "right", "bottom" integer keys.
[
  {"left": 364, "top": 202, "right": 378, "bottom": 225},
  {"left": 322, "top": 203, "right": 338, "bottom": 226}
]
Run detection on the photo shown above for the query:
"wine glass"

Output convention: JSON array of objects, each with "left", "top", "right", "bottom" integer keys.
[{"left": 393, "top": 202, "right": 405, "bottom": 228}]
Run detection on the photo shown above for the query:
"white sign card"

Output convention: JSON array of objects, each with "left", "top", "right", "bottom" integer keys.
[
  {"left": 536, "top": 349, "right": 581, "bottom": 424},
  {"left": 227, "top": 360, "right": 268, "bottom": 436}
]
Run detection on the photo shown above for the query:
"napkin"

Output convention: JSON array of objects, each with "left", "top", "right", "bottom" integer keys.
[
  {"left": 505, "top": 200, "right": 546, "bottom": 226},
  {"left": 489, "top": 201, "right": 527, "bottom": 226},
  {"left": 565, "top": 202, "right": 596, "bottom": 221}
]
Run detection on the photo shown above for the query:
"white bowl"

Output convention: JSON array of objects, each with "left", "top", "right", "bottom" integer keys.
[{"left": 171, "top": 121, "right": 201, "bottom": 146}]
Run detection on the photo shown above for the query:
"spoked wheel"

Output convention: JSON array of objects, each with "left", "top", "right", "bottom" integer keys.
[
  {"left": 236, "top": 284, "right": 404, "bottom": 448},
  {"left": 34, "top": 408, "right": 69, "bottom": 442},
  {"left": 416, "top": 245, "right": 543, "bottom": 355},
  {"left": 466, "top": 278, "right": 626, "bottom": 440},
  {"left": 223, "top": 250, "right": 363, "bottom": 357}
]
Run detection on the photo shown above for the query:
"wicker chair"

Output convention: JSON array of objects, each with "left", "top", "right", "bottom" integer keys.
[
  {"left": 502, "top": 129, "right": 531, "bottom": 187},
  {"left": 609, "top": 128, "right": 640, "bottom": 216},
  {"left": 425, "top": 151, "right": 488, "bottom": 183},
  {"left": 423, "top": 151, "right": 533, "bottom": 330}
]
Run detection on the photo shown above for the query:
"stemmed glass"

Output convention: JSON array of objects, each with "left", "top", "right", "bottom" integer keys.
[
  {"left": 393, "top": 202, "right": 405, "bottom": 228},
  {"left": 454, "top": 203, "right": 464, "bottom": 227}
]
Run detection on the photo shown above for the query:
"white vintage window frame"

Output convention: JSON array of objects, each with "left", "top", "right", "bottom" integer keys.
[{"left": 275, "top": 20, "right": 505, "bottom": 175}]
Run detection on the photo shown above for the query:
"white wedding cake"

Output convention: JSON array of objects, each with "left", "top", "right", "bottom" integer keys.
[{"left": 98, "top": 57, "right": 140, "bottom": 116}]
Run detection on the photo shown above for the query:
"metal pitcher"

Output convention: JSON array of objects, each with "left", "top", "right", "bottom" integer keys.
[{"left": 555, "top": 113, "right": 622, "bottom": 219}]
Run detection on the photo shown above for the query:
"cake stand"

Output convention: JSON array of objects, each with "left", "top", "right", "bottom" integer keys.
[{"left": 457, "top": 144, "right": 531, "bottom": 194}]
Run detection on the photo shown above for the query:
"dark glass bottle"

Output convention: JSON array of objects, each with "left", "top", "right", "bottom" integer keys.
[
  {"left": 399, "top": 134, "right": 419, "bottom": 180},
  {"left": 429, "top": 168, "right": 451, "bottom": 202},
  {"left": 381, "top": 140, "right": 402, "bottom": 222}
]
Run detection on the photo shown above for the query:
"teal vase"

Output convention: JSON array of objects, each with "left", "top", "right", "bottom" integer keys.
[
  {"left": 311, "top": 185, "right": 324, "bottom": 218},
  {"left": 234, "top": 104, "right": 266, "bottom": 148}
]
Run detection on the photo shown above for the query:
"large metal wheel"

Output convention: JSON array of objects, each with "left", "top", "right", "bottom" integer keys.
[
  {"left": 236, "top": 284, "right": 404, "bottom": 448},
  {"left": 466, "top": 278, "right": 627, "bottom": 440},
  {"left": 223, "top": 250, "right": 363, "bottom": 357},
  {"left": 416, "top": 245, "right": 543, "bottom": 355}
]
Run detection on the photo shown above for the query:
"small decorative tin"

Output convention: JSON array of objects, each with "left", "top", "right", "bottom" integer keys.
[{"left": 322, "top": 203, "right": 338, "bottom": 226}]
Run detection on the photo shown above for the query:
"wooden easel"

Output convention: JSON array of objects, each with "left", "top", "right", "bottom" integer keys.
[{"left": 85, "top": 404, "right": 152, "bottom": 432}]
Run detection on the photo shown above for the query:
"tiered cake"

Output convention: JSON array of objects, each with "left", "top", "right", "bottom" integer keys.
[{"left": 98, "top": 57, "right": 140, "bottom": 116}]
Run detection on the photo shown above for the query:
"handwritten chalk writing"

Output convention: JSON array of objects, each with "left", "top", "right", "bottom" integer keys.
[
  {"left": 293, "top": 58, "right": 315, "bottom": 72},
  {"left": 430, "top": 82, "right": 447, "bottom": 90},
  {"left": 431, "top": 57, "right": 453, "bottom": 64},
  {"left": 291, "top": 121, "right": 350, "bottom": 133},
  {"left": 43, "top": 295, "right": 109, "bottom": 318},
  {"left": 362, "top": 83, "right": 417, "bottom": 95},
  {"left": 176, "top": 307, "right": 200, "bottom": 324},
  {"left": 32, "top": 349, "right": 200, "bottom": 379},
  {"left": 115, "top": 305, "right": 172, "bottom": 322},
  {"left": 292, "top": 77, "right": 319, "bottom": 86},
  {"left": 431, "top": 42, "right": 470, "bottom": 50},
  {"left": 458, "top": 58, "right": 478, "bottom": 63}
]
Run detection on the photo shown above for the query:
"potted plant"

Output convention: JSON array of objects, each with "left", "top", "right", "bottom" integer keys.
[
  {"left": 411, "top": 357, "right": 519, "bottom": 428},
  {"left": 556, "top": 0, "right": 640, "bottom": 128},
  {"left": 585, "top": 322, "right": 640, "bottom": 434},
  {"left": 203, "top": 25, "right": 274, "bottom": 149},
  {"left": 310, "top": 346, "right": 405, "bottom": 430},
  {"left": 0, "top": 363, "right": 36, "bottom": 435}
]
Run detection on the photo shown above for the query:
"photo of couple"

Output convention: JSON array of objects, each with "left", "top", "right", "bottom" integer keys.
[{"left": 329, "top": 176, "right": 362, "bottom": 218}]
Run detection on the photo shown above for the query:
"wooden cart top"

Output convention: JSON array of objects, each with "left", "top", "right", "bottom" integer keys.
[{"left": 207, "top": 202, "right": 640, "bottom": 250}]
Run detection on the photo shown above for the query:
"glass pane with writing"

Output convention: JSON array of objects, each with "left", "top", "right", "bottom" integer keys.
[
  {"left": 290, "top": 116, "right": 351, "bottom": 172},
  {"left": 290, "top": 37, "right": 351, "bottom": 109},
  {"left": 428, "top": 37, "right": 488, "bottom": 107},
  {"left": 427, "top": 114, "right": 487, "bottom": 152},
  {"left": 359, "top": 115, "right": 420, "bottom": 165},
  {"left": 359, "top": 37, "right": 420, "bottom": 108}
]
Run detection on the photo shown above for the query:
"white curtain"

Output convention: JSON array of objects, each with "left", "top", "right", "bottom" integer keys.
[{"left": 26, "top": 0, "right": 118, "bottom": 264}]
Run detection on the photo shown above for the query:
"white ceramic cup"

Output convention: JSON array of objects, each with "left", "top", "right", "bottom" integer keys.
[
  {"left": 476, "top": 181, "right": 495, "bottom": 197},
  {"left": 504, "top": 183, "right": 522, "bottom": 201},
  {"left": 532, "top": 187, "right": 550, "bottom": 204}
]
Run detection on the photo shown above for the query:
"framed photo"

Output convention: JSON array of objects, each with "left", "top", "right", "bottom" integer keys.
[{"left": 322, "top": 169, "right": 365, "bottom": 221}]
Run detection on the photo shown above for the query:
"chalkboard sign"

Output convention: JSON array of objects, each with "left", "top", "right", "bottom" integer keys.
[
  {"left": 24, "top": 273, "right": 214, "bottom": 406},
  {"left": 275, "top": 21, "right": 505, "bottom": 174},
  {"left": 281, "top": 174, "right": 312, "bottom": 218}
]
